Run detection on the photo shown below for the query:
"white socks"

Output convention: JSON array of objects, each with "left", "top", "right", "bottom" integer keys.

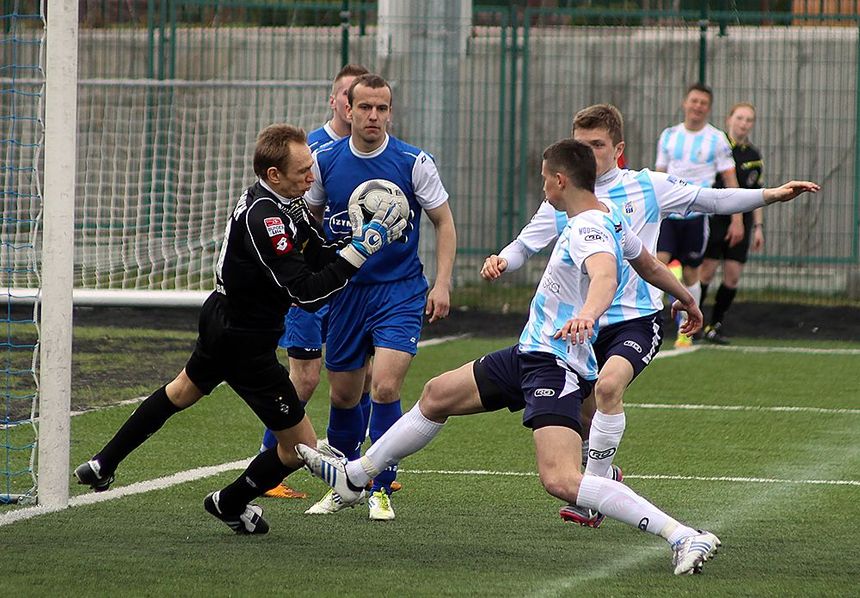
[
  {"left": 584, "top": 411, "right": 626, "bottom": 479},
  {"left": 576, "top": 475, "right": 696, "bottom": 544},
  {"left": 345, "top": 402, "right": 444, "bottom": 488},
  {"left": 686, "top": 280, "right": 702, "bottom": 306}
]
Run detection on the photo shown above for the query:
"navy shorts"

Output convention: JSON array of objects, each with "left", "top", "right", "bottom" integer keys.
[
  {"left": 657, "top": 216, "right": 709, "bottom": 267},
  {"left": 704, "top": 213, "right": 754, "bottom": 264},
  {"left": 593, "top": 312, "right": 663, "bottom": 380},
  {"left": 325, "top": 275, "right": 428, "bottom": 372},
  {"left": 472, "top": 345, "right": 592, "bottom": 434},
  {"left": 185, "top": 293, "right": 305, "bottom": 431},
  {"left": 279, "top": 304, "right": 329, "bottom": 359}
]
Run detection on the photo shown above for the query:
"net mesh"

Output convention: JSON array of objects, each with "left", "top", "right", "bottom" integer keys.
[{"left": 1, "top": 0, "right": 43, "bottom": 504}]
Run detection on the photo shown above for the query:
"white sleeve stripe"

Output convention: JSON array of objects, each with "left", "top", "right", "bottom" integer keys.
[{"left": 244, "top": 199, "right": 348, "bottom": 304}]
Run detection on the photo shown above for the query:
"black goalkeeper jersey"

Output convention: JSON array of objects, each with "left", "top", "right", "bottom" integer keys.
[
  {"left": 214, "top": 181, "right": 357, "bottom": 331},
  {"left": 715, "top": 137, "right": 763, "bottom": 191}
]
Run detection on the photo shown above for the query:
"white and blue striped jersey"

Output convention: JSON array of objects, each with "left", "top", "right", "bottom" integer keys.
[
  {"left": 518, "top": 203, "right": 643, "bottom": 381},
  {"left": 655, "top": 123, "right": 734, "bottom": 219},
  {"left": 503, "top": 168, "right": 702, "bottom": 327},
  {"left": 307, "top": 122, "right": 341, "bottom": 152},
  {"left": 305, "top": 133, "right": 449, "bottom": 284}
]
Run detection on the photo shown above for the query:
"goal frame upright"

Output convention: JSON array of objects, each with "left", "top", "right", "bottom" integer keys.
[{"left": 37, "top": 0, "right": 78, "bottom": 509}]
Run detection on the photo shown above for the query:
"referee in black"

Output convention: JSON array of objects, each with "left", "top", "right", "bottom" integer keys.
[
  {"left": 700, "top": 103, "right": 764, "bottom": 344},
  {"left": 75, "top": 123, "right": 406, "bottom": 534}
]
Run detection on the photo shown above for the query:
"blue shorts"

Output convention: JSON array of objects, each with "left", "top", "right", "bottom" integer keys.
[
  {"left": 472, "top": 345, "right": 592, "bottom": 434},
  {"left": 325, "top": 275, "right": 428, "bottom": 372},
  {"left": 656, "top": 216, "right": 709, "bottom": 267},
  {"left": 279, "top": 304, "right": 329, "bottom": 359},
  {"left": 593, "top": 312, "right": 663, "bottom": 380}
]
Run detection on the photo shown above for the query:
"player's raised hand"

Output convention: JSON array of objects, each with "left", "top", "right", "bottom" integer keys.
[
  {"left": 764, "top": 180, "right": 820, "bottom": 204},
  {"left": 340, "top": 199, "right": 407, "bottom": 267},
  {"left": 481, "top": 255, "right": 508, "bottom": 281},
  {"left": 554, "top": 315, "right": 596, "bottom": 345},
  {"left": 672, "top": 298, "right": 703, "bottom": 336}
]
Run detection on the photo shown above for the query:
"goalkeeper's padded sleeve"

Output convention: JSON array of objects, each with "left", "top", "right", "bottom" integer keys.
[{"left": 689, "top": 187, "right": 765, "bottom": 215}]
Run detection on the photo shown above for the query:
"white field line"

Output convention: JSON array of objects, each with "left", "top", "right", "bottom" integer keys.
[
  {"left": 704, "top": 344, "right": 860, "bottom": 356},
  {"left": 3, "top": 464, "right": 857, "bottom": 528},
  {"left": 625, "top": 402, "right": 860, "bottom": 415}
]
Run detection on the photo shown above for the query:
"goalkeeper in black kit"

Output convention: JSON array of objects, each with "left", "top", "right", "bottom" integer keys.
[{"left": 74, "top": 123, "right": 407, "bottom": 534}]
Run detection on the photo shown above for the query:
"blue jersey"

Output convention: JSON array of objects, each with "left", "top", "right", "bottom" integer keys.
[
  {"left": 305, "top": 134, "right": 449, "bottom": 284},
  {"left": 307, "top": 122, "right": 342, "bottom": 152}
]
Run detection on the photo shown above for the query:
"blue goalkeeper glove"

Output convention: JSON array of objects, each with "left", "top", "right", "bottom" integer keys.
[{"left": 340, "top": 198, "right": 407, "bottom": 267}]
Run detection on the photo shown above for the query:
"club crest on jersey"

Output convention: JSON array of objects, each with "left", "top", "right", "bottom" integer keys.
[
  {"left": 264, "top": 217, "right": 285, "bottom": 237},
  {"left": 624, "top": 202, "right": 634, "bottom": 215}
]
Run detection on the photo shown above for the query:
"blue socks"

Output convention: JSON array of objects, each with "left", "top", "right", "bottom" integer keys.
[
  {"left": 369, "top": 399, "right": 402, "bottom": 493},
  {"left": 327, "top": 403, "right": 366, "bottom": 460},
  {"left": 360, "top": 392, "right": 372, "bottom": 439}
]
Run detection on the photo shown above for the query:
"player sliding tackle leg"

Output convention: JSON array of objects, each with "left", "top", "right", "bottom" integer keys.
[{"left": 298, "top": 140, "right": 720, "bottom": 575}]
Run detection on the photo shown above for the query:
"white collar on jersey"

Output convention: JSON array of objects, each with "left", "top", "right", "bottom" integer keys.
[
  {"left": 349, "top": 133, "right": 390, "bottom": 159},
  {"left": 259, "top": 179, "right": 298, "bottom": 204},
  {"left": 323, "top": 121, "right": 345, "bottom": 142},
  {"left": 596, "top": 166, "right": 622, "bottom": 188}
]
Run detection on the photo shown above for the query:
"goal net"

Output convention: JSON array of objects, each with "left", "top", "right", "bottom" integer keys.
[{"left": 1, "top": 2, "right": 43, "bottom": 504}]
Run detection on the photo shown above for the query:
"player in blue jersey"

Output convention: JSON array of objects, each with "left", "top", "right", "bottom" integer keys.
[
  {"left": 303, "top": 73, "right": 457, "bottom": 520},
  {"left": 655, "top": 83, "right": 740, "bottom": 349},
  {"left": 297, "top": 140, "right": 723, "bottom": 576},
  {"left": 258, "top": 64, "right": 371, "bottom": 500},
  {"left": 481, "top": 104, "right": 819, "bottom": 528}
]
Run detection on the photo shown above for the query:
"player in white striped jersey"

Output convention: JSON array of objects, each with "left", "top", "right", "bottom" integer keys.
[
  {"left": 655, "top": 83, "right": 738, "bottom": 349},
  {"left": 481, "top": 104, "right": 819, "bottom": 527},
  {"left": 297, "top": 140, "right": 722, "bottom": 576}
]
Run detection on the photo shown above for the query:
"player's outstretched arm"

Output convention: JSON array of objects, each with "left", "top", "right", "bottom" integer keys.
[
  {"left": 629, "top": 247, "right": 703, "bottom": 336},
  {"left": 554, "top": 252, "right": 617, "bottom": 345},
  {"left": 480, "top": 254, "right": 508, "bottom": 281},
  {"left": 763, "top": 180, "right": 820, "bottom": 204}
]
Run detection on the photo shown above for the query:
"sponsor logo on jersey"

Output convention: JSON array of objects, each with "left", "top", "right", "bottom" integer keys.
[
  {"left": 327, "top": 209, "right": 352, "bottom": 237},
  {"left": 264, "top": 216, "right": 285, "bottom": 237},
  {"left": 623, "top": 340, "right": 643, "bottom": 353},
  {"left": 534, "top": 388, "right": 555, "bottom": 397},
  {"left": 588, "top": 447, "right": 616, "bottom": 460},
  {"left": 667, "top": 175, "right": 688, "bottom": 186},
  {"left": 584, "top": 233, "right": 605, "bottom": 242},
  {"left": 614, "top": 221, "right": 623, "bottom": 233},
  {"left": 272, "top": 234, "right": 292, "bottom": 255}
]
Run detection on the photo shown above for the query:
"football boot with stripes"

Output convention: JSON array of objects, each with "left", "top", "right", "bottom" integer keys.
[
  {"left": 203, "top": 491, "right": 269, "bottom": 535},
  {"left": 672, "top": 530, "right": 721, "bottom": 575},
  {"left": 74, "top": 459, "right": 114, "bottom": 492},
  {"left": 295, "top": 443, "right": 366, "bottom": 511}
]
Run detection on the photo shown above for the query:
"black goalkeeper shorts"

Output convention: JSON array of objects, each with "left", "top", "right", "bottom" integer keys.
[{"left": 185, "top": 293, "right": 305, "bottom": 431}]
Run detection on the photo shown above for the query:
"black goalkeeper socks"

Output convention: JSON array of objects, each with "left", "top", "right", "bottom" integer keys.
[
  {"left": 218, "top": 448, "right": 299, "bottom": 514},
  {"left": 94, "top": 385, "right": 182, "bottom": 474},
  {"left": 711, "top": 284, "right": 737, "bottom": 327}
]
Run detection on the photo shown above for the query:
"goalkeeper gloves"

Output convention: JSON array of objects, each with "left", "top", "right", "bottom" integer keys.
[{"left": 340, "top": 198, "right": 408, "bottom": 268}]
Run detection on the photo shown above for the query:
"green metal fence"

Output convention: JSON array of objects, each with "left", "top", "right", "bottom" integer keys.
[{"left": 42, "top": 1, "right": 860, "bottom": 307}]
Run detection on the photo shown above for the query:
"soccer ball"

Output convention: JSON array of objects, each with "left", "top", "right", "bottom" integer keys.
[{"left": 347, "top": 179, "right": 411, "bottom": 225}]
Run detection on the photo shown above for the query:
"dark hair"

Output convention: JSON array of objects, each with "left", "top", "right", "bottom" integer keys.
[
  {"left": 685, "top": 82, "right": 713, "bottom": 101},
  {"left": 572, "top": 104, "right": 624, "bottom": 145},
  {"left": 542, "top": 139, "right": 597, "bottom": 192},
  {"left": 253, "top": 124, "right": 307, "bottom": 179},
  {"left": 347, "top": 73, "right": 392, "bottom": 106},
  {"left": 332, "top": 64, "right": 370, "bottom": 93}
]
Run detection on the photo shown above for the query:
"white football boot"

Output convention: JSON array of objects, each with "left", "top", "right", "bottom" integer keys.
[{"left": 672, "top": 530, "right": 721, "bottom": 575}]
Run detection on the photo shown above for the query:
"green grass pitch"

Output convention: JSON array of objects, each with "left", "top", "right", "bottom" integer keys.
[{"left": 2, "top": 335, "right": 859, "bottom": 596}]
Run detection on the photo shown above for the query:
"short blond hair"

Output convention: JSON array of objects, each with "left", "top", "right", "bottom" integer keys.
[{"left": 728, "top": 102, "right": 756, "bottom": 117}]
